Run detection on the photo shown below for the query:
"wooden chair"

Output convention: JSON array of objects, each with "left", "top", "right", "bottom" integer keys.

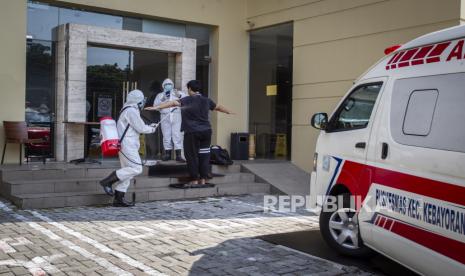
[{"left": 1, "top": 121, "right": 46, "bottom": 165}]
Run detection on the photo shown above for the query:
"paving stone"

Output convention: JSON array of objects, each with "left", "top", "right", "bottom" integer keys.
[{"left": 0, "top": 195, "right": 375, "bottom": 276}]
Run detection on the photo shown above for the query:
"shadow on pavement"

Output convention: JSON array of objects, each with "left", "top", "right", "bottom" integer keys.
[
  {"left": 259, "top": 229, "right": 419, "bottom": 276},
  {"left": 188, "top": 237, "right": 371, "bottom": 275}
]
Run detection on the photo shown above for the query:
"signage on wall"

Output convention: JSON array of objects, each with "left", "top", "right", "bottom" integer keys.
[
  {"left": 97, "top": 96, "right": 113, "bottom": 118},
  {"left": 266, "top": 85, "right": 277, "bottom": 96}
]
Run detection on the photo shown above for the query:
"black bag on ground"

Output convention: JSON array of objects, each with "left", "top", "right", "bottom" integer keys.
[{"left": 210, "top": 145, "right": 233, "bottom": 165}]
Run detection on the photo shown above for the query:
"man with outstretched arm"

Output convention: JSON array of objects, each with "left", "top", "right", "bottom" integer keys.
[{"left": 145, "top": 80, "right": 234, "bottom": 187}]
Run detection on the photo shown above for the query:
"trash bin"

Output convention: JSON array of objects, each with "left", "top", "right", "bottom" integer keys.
[{"left": 230, "top": 132, "right": 249, "bottom": 160}]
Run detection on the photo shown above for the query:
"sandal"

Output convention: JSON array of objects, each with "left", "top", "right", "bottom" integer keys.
[
  {"left": 191, "top": 183, "right": 216, "bottom": 188},
  {"left": 169, "top": 183, "right": 192, "bottom": 189}
]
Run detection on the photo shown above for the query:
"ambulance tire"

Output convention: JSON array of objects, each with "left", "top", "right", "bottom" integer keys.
[{"left": 319, "top": 193, "right": 373, "bottom": 258}]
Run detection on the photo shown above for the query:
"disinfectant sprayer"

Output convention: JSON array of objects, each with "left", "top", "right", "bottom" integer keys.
[
  {"left": 100, "top": 108, "right": 177, "bottom": 158},
  {"left": 100, "top": 117, "right": 120, "bottom": 157}
]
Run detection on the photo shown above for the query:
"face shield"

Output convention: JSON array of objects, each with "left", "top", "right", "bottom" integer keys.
[
  {"left": 163, "top": 83, "right": 173, "bottom": 92},
  {"left": 162, "top": 78, "right": 174, "bottom": 93},
  {"left": 137, "top": 97, "right": 147, "bottom": 109}
]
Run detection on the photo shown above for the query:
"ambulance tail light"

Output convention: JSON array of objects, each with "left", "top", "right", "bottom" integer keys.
[{"left": 384, "top": 44, "right": 402, "bottom": 55}]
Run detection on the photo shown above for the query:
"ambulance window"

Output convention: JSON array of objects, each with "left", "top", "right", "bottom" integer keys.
[
  {"left": 327, "top": 82, "right": 382, "bottom": 132},
  {"left": 403, "top": 90, "right": 438, "bottom": 136},
  {"left": 391, "top": 72, "right": 465, "bottom": 153}
]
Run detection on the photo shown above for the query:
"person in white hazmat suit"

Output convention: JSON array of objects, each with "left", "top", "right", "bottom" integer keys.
[
  {"left": 154, "top": 78, "right": 186, "bottom": 162},
  {"left": 100, "top": 89, "right": 157, "bottom": 207}
]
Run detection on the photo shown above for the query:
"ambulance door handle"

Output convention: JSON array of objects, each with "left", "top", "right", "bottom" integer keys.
[
  {"left": 355, "top": 142, "right": 366, "bottom": 149},
  {"left": 381, "top": 143, "right": 389, "bottom": 159}
]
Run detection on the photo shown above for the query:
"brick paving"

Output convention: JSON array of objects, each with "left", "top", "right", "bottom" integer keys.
[{"left": 0, "top": 195, "right": 374, "bottom": 275}]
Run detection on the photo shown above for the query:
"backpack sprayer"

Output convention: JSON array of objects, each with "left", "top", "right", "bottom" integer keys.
[{"left": 100, "top": 107, "right": 177, "bottom": 166}]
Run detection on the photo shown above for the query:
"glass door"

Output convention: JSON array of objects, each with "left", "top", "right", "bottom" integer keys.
[
  {"left": 26, "top": 39, "right": 56, "bottom": 159},
  {"left": 249, "top": 23, "right": 293, "bottom": 160},
  {"left": 86, "top": 46, "right": 131, "bottom": 158},
  {"left": 131, "top": 49, "right": 171, "bottom": 159},
  {"left": 87, "top": 46, "right": 131, "bottom": 122},
  {"left": 86, "top": 46, "right": 172, "bottom": 159}
]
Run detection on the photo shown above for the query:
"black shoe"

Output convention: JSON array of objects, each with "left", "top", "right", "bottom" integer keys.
[
  {"left": 113, "top": 191, "right": 135, "bottom": 207},
  {"left": 162, "top": 150, "right": 172, "bottom": 161},
  {"left": 99, "top": 171, "right": 119, "bottom": 196},
  {"left": 175, "top": 150, "right": 186, "bottom": 163}
]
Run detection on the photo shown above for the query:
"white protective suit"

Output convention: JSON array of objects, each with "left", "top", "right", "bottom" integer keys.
[
  {"left": 154, "top": 78, "right": 186, "bottom": 150},
  {"left": 114, "top": 90, "right": 156, "bottom": 193}
]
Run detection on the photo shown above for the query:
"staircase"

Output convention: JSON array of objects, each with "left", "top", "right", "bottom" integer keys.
[{"left": 0, "top": 162, "right": 270, "bottom": 209}]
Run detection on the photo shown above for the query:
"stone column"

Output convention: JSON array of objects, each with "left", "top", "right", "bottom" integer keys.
[
  {"left": 55, "top": 25, "right": 66, "bottom": 161},
  {"left": 175, "top": 38, "right": 197, "bottom": 91},
  {"left": 168, "top": 53, "right": 176, "bottom": 83},
  {"left": 55, "top": 24, "right": 87, "bottom": 161}
]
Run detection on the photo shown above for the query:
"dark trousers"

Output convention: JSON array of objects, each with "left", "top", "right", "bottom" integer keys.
[{"left": 184, "top": 129, "right": 212, "bottom": 180}]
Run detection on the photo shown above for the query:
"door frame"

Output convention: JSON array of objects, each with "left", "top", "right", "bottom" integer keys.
[{"left": 54, "top": 23, "right": 196, "bottom": 161}]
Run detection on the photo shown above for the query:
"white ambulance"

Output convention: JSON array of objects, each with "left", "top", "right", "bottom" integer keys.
[{"left": 309, "top": 24, "right": 465, "bottom": 275}]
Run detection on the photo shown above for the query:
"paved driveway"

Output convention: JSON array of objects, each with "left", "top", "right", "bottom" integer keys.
[{"left": 0, "top": 196, "right": 372, "bottom": 275}]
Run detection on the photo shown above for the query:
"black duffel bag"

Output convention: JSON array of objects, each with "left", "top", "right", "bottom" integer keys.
[{"left": 210, "top": 145, "right": 234, "bottom": 165}]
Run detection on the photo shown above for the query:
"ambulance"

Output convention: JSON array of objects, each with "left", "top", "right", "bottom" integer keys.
[{"left": 309, "top": 24, "right": 465, "bottom": 275}]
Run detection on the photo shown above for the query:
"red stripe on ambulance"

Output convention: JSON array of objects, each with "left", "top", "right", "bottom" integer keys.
[
  {"left": 336, "top": 160, "right": 465, "bottom": 207},
  {"left": 425, "top": 42, "right": 451, "bottom": 63},
  {"left": 386, "top": 40, "right": 460, "bottom": 70},
  {"left": 411, "top": 45, "right": 434, "bottom": 65},
  {"left": 334, "top": 160, "right": 465, "bottom": 263},
  {"left": 398, "top": 48, "right": 419, "bottom": 67},
  {"left": 375, "top": 214, "right": 465, "bottom": 265}
]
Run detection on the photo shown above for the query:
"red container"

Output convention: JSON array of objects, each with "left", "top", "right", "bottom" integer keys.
[
  {"left": 101, "top": 139, "right": 120, "bottom": 157},
  {"left": 100, "top": 117, "right": 120, "bottom": 157}
]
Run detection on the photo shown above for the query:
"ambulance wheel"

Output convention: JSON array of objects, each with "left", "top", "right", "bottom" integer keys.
[{"left": 319, "top": 193, "right": 373, "bottom": 257}]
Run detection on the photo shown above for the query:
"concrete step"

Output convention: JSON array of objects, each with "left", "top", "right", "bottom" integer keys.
[
  {"left": 10, "top": 182, "right": 270, "bottom": 209},
  {"left": 211, "top": 164, "right": 241, "bottom": 174},
  {"left": 3, "top": 172, "right": 256, "bottom": 196},
  {"left": 1, "top": 164, "right": 241, "bottom": 182},
  {"left": 1, "top": 167, "right": 117, "bottom": 182},
  {"left": 241, "top": 161, "right": 311, "bottom": 196},
  {"left": 0, "top": 162, "right": 271, "bottom": 209},
  {"left": 217, "top": 182, "right": 271, "bottom": 196},
  {"left": 7, "top": 178, "right": 100, "bottom": 195},
  {"left": 149, "top": 172, "right": 255, "bottom": 185},
  {"left": 210, "top": 172, "right": 255, "bottom": 184},
  {"left": 9, "top": 191, "right": 113, "bottom": 209}
]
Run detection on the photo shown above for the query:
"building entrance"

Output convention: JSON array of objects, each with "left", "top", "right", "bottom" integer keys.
[
  {"left": 86, "top": 46, "right": 174, "bottom": 159},
  {"left": 249, "top": 23, "right": 293, "bottom": 160},
  {"left": 55, "top": 24, "right": 196, "bottom": 162}
]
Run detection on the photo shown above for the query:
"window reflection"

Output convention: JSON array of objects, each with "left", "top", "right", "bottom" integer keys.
[
  {"left": 143, "top": 20, "right": 186, "bottom": 37},
  {"left": 59, "top": 8, "right": 123, "bottom": 29},
  {"left": 27, "top": 2, "right": 59, "bottom": 41},
  {"left": 26, "top": 40, "right": 54, "bottom": 125},
  {"left": 249, "top": 23, "right": 293, "bottom": 160},
  {"left": 123, "top": 17, "right": 142, "bottom": 32},
  {"left": 86, "top": 46, "right": 131, "bottom": 121},
  {"left": 330, "top": 84, "right": 382, "bottom": 131},
  {"left": 187, "top": 24, "right": 211, "bottom": 96},
  {"left": 26, "top": 39, "right": 55, "bottom": 157},
  {"left": 26, "top": 0, "right": 213, "bottom": 159}
]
